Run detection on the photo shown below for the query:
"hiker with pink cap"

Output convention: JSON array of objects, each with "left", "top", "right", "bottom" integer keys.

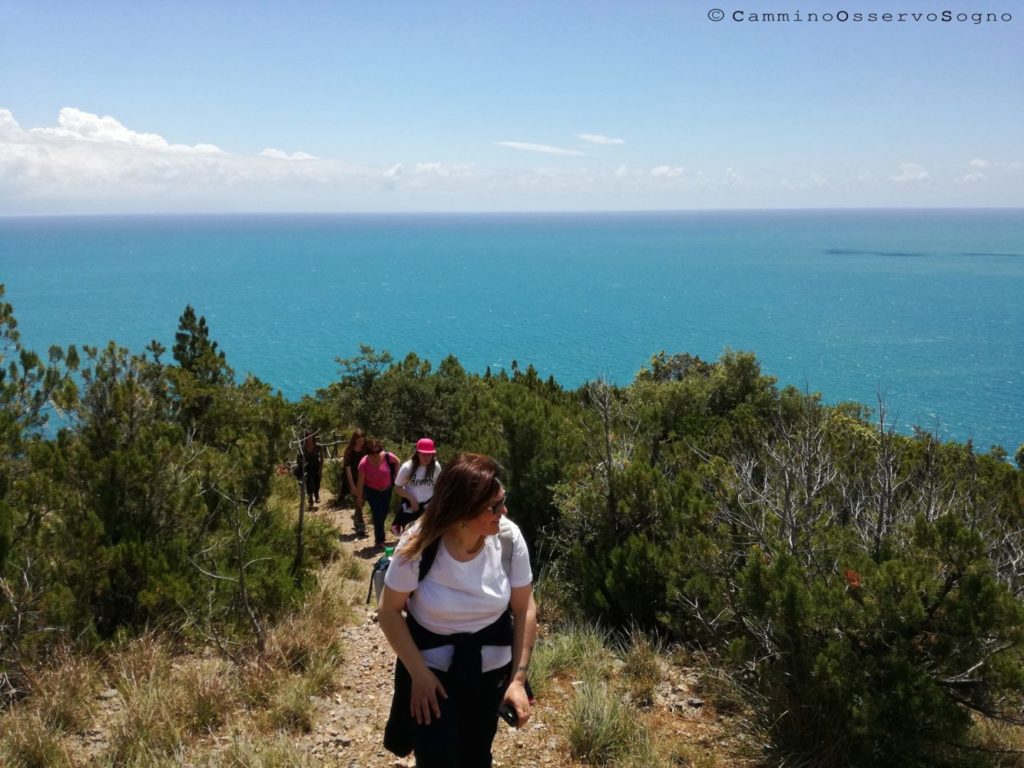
[{"left": 393, "top": 437, "right": 442, "bottom": 536}]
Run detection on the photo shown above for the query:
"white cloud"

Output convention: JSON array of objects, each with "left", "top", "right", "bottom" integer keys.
[
  {"left": 0, "top": 109, "right": 19, "bottom": 131},
  {"left": 650, "top": 165, "right": 685, "bottom": 179},
  {"left": 413, "top": 162, "right": 475, "bottom": 177},
  {"left": 965, "top": 158, "right": 1023, "bottom": 175},
  {"left": 0, "top": 107, "right": 383, "bottom": 210},
  {"left": 32, "top": 107, "right": 223, "bottom": 154},
  {"left": 495, "top": 141, "right": 585, "bottom": 156},
  {"left": 890, "top": 162, "right": 930, "bottom": 183},
  {"left": 956, "top": 157, "right": 1022, "bottom": 184},
  {"left": 578, "top": 133, "right": 625, "bottom": 145},
  {"left": 781, "top": 174, "right": 828, "bottom": 191},
  {"left": 260, "top": 148, "right": 317, "bottom": 161},
  {"left": 3, "top": 107, "right": 1019, "bottom": 213}
]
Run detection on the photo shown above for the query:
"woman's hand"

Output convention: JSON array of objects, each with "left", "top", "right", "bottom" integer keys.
[
  {"left": 410, "top": 668, "right": 448, "bottom": 725},
  {"left": 502, "top": 679, "right": 531, "bottom": 728}
]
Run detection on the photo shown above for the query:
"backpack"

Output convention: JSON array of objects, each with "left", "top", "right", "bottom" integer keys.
[
  {"left": 386, "top": 451, "right": 399, "bottom": 486},
  {"left": 367, "top": 549, "right": 394, "bottom": 605}
]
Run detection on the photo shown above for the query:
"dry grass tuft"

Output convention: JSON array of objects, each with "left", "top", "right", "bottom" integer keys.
[
  {"left": 31, "top": 646, "right": 100, "bottom": 733},
  {"left": 265, "top": 567, "right": 349, "bottom": 675},
  {"left": 302, "top": 646, "right": 343, "bottom": 697},
  {"left": 105, "top": 669, "right": 185, "bottom": 764},
  {"left": 263, "top": 675, "right": 316, "bottom": 733},
  {"left": 220, "top": 732, "right": 320, "bottom": 766},
  {"left": 180, "top": 657, "right": 239, "bottom": 734},
  {"left": 0, "top": 708, "right": 74, "bottom": 768},
  {"left": 530, "top": 621, "right": 614, "bottom": 697},
  {"left": 107, "top": 632, "right": 174, "bottom": 686},
  {"left": 336, "top": 547, "right": 365, "bottom": 582},
  {"left": 972, "top": 718, "right": 1024, "bottom": 768},
  {"left": 564, "top": 678, "right": 636, "bottom": 765},
  {"left": 618, "top": 626, "right": 663, "bottom": 707}
]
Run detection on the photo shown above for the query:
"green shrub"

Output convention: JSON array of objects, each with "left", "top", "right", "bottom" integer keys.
[
  {"left": 302, "top": 515, "right": 341, "bottom": 565},
  {"left": 325, "top": 458, "right": 348, "bottom": 502},
  {"left": 733, "top": 516, "right": 1024, "bottom": 768}
]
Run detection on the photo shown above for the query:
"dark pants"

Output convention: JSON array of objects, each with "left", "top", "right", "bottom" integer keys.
[
  {"left": 304, "top": 470, "right": 321, "bottom": 503},
  {"left": 393, "top": 500, "right": 427, "bottom": 535},
  {"left": 413, "top": 664, "right": 510, "bottom": 768},
  {"left": 365, "top": 485, "right": 393, "bottom": 545}
]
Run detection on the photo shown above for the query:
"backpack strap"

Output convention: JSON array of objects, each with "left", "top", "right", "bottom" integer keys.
[
  {"left": 417, "top": 537, "right": 441, "bottom": 583},
  {"left": 498, "top": 516, "right": 515, "bottom": 583}
]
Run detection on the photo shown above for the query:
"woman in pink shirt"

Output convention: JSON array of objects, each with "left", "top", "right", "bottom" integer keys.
[{"left": 357, "top": 438, "right": 401, "bottom": 548}]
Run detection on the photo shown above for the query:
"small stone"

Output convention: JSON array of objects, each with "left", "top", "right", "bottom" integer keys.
[{"left": 98, "top": 688, "right": 119, "bottom": 700}]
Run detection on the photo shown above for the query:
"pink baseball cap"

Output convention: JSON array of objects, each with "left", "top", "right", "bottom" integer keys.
[{"left": 416, "top": 437, "right": 436, "bottom": 454}]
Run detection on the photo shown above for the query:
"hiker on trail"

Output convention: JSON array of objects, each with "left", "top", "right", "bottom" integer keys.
[
  {"left": 296, "top": 431, "right": 325, "bottom": 508},
  {"left": 378, "top": 453, "right": 538, "bottom": 768},
  {"left": 393, "top": 437, "right": 442, "bottom": 536},
  {"left": 357, "top": 438, "right": 401, "bottom": 549},
  {"left": 343, "top": 428, "right": 369, "bottom": 538}
]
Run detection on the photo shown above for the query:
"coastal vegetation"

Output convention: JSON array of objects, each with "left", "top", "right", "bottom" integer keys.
[{"left": 2, "top": 287, "right": 1023, "bottom": 767}]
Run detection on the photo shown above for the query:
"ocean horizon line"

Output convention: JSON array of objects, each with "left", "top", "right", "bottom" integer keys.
[{"left": 3, "top": 205, "right": 1023, "bottom": 221}]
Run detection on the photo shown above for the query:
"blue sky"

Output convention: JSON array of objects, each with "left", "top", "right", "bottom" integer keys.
[{"left": 1, "top": 0, "right": 1021, "bottom": 213}]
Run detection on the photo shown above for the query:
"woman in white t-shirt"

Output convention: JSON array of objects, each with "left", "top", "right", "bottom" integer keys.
[
  {"left": 393, "top": 436, "right": 442, "bottom": 535},
  {"left": 379, "top": 453, "right": 537, "bottom": 768}
]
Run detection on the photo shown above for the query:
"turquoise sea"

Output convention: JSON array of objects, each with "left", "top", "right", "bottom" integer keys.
[{"left": 1, "top": 210, "right": 1022, "bottom": 451}]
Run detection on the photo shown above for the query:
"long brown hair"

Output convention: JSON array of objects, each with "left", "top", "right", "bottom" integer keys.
[
  {"left": 342, "top": 428, "right": 366, "bottom": 466},
  {"left": 397, "top": 453, "right": 503, "bottom": 561}
]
